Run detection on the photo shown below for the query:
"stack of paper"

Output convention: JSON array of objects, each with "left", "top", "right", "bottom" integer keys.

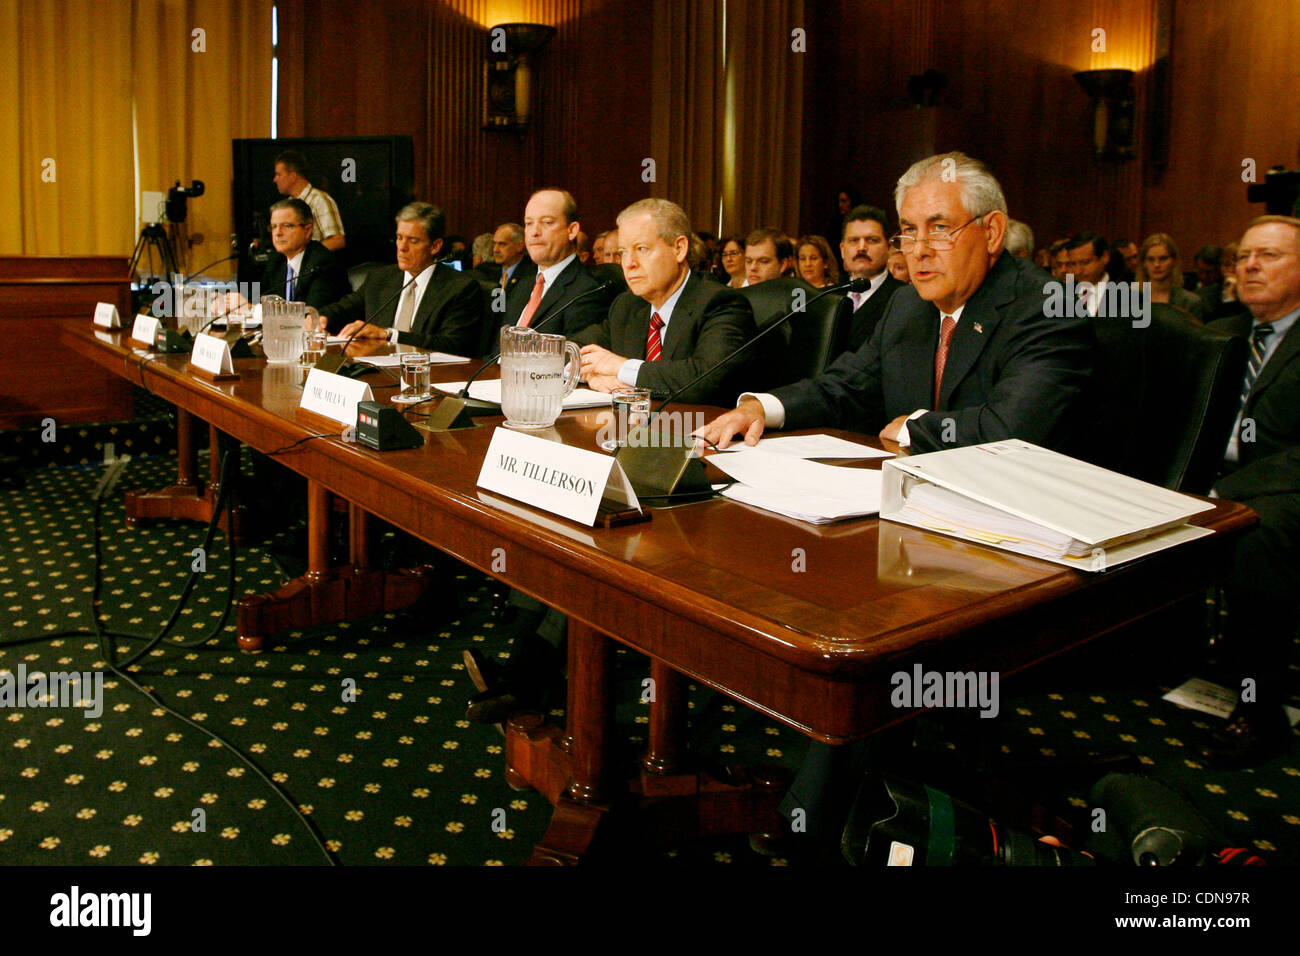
[
  {"left": 712, "top": 434, "right": 893, "bottom": 460},
  {"left": 709, "top": 449, "right": 882, "bottom": 524},
  {"left": 881, "top": 440, "right": 1216, "bottom": 570}
]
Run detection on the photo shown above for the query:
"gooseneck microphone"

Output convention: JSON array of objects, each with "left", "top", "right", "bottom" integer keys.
[
  {"left": 314, "top": 273, "right": 418, "bottom": 375},
  {"left": 648, "top": 275, "right": 869, "bottom": 415}
]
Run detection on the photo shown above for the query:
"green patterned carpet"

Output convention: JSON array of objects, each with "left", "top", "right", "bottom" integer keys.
[{"left": 0, "top": 450, "right": 1296, "bottom": 866}]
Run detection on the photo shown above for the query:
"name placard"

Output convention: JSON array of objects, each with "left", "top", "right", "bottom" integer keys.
[
  {"left": 131, "top": 314, "right": 161, "bottom": 347},
  {"left": 92, "top": 302, "right": 121, "bottom": 329},
  {"left": 300, "top": 368, "right": 374, "bottom": 425},
  {"left": 190, "top": 333, "right": 234, "bottom": 376},
  {"left": 477, "top": 427, "right": 641, "bottom": 526}
]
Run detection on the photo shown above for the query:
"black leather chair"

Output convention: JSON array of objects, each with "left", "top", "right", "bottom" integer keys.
[
  {"left": 346, "top": 261, "right": 383, "bottom": 293},
  {"left": 1089, "top": 303, "right": 1247, "bottom": 494},
  {"left": 738, "top": 277, "right": 844, "bottom": 390},
  {"left": 587, "top": 263, "right": 629, "bottom": 297}
]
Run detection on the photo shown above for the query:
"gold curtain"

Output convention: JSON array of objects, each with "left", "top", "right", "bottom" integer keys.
[
  {"left": 133, "top": 0, "right": 273, "bottom": 276},
  {"left": 650, "top": 0, "right": 725, "bottom": 232},
  {"left": 0, "top": 1, "right": 135, "bottom": 255},
  {"left": 650, "top": 0, "right": 804, "bottom": 238},
  {"left": 723, "top": 0, "right": 804, "bottom": 237}
]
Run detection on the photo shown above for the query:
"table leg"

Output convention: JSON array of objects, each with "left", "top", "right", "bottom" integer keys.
[
  {"left": 642, "top": 661, "right": 688, "bottom": 775},
  {"left": 236, "top": 485, "right": 435, "bottom": 651},
  {"left": 124, "top": 414, "right": 246, "bottom": 541}
]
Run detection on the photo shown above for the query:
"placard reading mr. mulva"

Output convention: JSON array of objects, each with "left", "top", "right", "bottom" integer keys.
[
  {"left": 477, "top": 427, "right": 640, "bottom": 526},
  {"left": 300, "top": 368, "right": 374, "bottom": 425}
]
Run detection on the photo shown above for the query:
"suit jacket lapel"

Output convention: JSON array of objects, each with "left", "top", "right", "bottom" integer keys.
[
  {"left": 1248, "top": 319, "right": 1300, "bottom": 407},
  {"left": 413, "top": 268, "right": 453, "bottom": 332},
  {"left": 935, "top": 260, "right": 1011, "bottom": 406},
  {"left": 659, "top": 273, "right": 699, "bottom": 360},
  {"left": 532, "top": 262, "right": 576, "bottom": 327}
]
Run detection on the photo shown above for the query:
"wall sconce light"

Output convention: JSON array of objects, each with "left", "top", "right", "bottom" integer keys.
[
  {"left": 484, "top": 22, "right": 557, "bottom": 132},
  {"left": 1074, "top": 69, "right": 1136, "bottom": 160}
]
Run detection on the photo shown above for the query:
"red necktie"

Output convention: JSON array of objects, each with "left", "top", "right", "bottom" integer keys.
[
  {"left": 933, "top": 314, "right": 957, "bottom": 407},
  {"left": 646, "top": 311, "right": 664, "bottom": 362},
  {"left": 518, "top": 272, "right": 545, "bottom": 328}
]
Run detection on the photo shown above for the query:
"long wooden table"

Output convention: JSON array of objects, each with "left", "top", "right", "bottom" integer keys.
[{"left": 62, "top": 321, "right": 1256, "bottom": 863}]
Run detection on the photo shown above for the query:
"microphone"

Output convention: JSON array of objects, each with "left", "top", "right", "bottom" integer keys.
[
  {"left": 648, "top": 275, "right": 867, "bottom": 415},
  {"left": 314, "top": 273, "right": 417, "bottom": 375},
  {"left": 448, "top": 279, "right": 614, "bottom": 414},
  {"left": 609, "top": 276, "right": 864, "bottom": 502}
]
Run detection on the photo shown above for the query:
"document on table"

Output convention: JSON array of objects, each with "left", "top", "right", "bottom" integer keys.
[
  {"left": 711, "top": 433, "right": 893, "bottom": 460},
  {"left": 353, "top": 352, "right": 469, "bottom": 367},
  {"left": 434, "top": 380, "right": 612, "bottom": 408},
  {"left": 708, "top": 449, "right": 882, "bottom": 523},
  {"left": 881, "top": 440, "right": 1215, "bottom": 570}
]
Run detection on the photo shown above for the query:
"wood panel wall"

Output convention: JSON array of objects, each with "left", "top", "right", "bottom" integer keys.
[
  {"left": 278, "top": 0, "right": 651, "bottom": 242},
  {"left": 281, "top": 0, "right": 1298, "bottom": 254},
  {"left": 0, "top": 257, "right": 133, "bottom": 428}
]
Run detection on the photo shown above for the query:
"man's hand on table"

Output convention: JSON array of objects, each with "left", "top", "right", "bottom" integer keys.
[
  {"left": 693, "top": 398, "right": 766, "bottom": 450},
  {"left": 338, "top": 320, "right": 389, "bottom": 341},
  {"left": 579, "top": 344, "right": 627, "bottom": 381}
]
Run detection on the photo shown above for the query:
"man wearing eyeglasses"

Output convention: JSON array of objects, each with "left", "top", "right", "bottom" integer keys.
[
  {"left": 1197, "top": 215, "right": 1300, "bottom": 767},
  {"left": 696, "top": 151, "right": 1094, "bottom": 455}
]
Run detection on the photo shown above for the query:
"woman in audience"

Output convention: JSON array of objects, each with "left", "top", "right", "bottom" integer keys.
[
  {"left": 796, "top": 235, "right": 839, "bottom": 287},
  {"left": 719, "top": 235, "right": 747, "bottom": 288},
  {"left": 1136, "top": 233, "right": 1208, "bottom": 320}
]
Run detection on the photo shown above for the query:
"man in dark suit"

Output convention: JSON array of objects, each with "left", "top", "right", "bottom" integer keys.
[
  {"left": 319, "top": 202, "right": 485, "bottom": 356},
  {"left": 836, "top": 204, "right": 905, "bottom": 352},
  {"left": 697, "top": 153, "right": 1093, "bottom": 455},
  {"left": 492, "top": 188, "right": 614, "bottom": 341},
  {"left": 260, "top": 198, "right": 349, "bottom": 309},
  {"left": 696, "top": 152, "right": 1094, "bottom": 859},
  {"left": 573, "top": 198, "right": 756, "bottom": 405},
  {"left": 493, "top": 222, "right": 535, "bottom": 297},
  {"left": 1198, "top": 215, "right": 1300, "bottom": 767}
]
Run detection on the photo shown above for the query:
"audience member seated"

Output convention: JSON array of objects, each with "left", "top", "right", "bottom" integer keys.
[
  {"left": 796, "top": 234, "right": 840, "bottom": 287},
  {"left": 318, "top": 202, "right": 484, "bottom": 356},
  {"left": 1111, "top": 237, "right": 1139, "bottom": 283},
  {"left": 493, "top": 222, "right": 533, "bottom": 293},
  {"left": 604, "top": 228, "right": 622, "bottom": 266},
  {"left": 1049, "top": 238, "right": 1070, "bottom": 279},
  {"left": 887, "top": 249, "right": 910, "bottom": 283},
  {"left": 718, "top": 235, "right": 747, "bottom": 288},
  {"left": 836, "top": 204, "right": 904, "bottom": 352},
  {"left": 1137, "top": 232, "right": 1208, "bottom": 320},
  {"left": 744, "top": 227, "right": 795, "bottom": 286},
  {"left": 1198, "top": 215, "right": 1300, "bottom": 768},
  {"left": 576, "top": 230, "right": 592, "bottom": 264},
  {"left": 1004, "top": 219, "right": 1035, "bottom": 259},
  {"left": 1191, "top": 244, "right": 1222, "bottom": 293},
  {"left": 1063, "top": 231, "right": 1115, "bottom": 316}
]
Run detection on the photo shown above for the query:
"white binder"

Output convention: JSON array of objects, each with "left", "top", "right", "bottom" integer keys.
[{"left": 880, "top": 439, "right": 1215, "bottom": 571}]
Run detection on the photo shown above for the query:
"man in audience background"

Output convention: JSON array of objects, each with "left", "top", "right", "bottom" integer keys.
[
  {"left": 273, "top": 149, "right": 345, "bottom": 253},
  {"left": 1004, "top": 219, "right": 1035, "bottom": 259},
  {"left": 493, "top": 222, "right": 533, "bottom": 293},
  {"left": 1063, "top": 231, "right": 1113, "bottom": 316},
  {"left": 744, "top": 228, "right": 795, "bottom": 286},
  {"left": 837, "top": 204, "right": 904, "bottom": 352}
]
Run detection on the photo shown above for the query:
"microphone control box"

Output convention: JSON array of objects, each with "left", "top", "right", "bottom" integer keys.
[{"left": 356, "top": 401, "right": 424, "bottom": 451}]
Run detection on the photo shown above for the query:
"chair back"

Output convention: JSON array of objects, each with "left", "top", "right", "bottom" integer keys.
[
  {"left": 1090, "top": 303, "right": 1247, "bottom": 493},
  {"left": 347, "top": 262, "right": 382, "bottom": 292},
  {"left": 739, "top": 277, "right": 843, "bottom": 389}
]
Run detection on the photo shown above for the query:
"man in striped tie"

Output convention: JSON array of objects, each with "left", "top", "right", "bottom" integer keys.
[
  {"left": 573, "top": 198, "right": 756, "bottom": 405},
  {"left": 1200, "top": 215, "right": 1300, "bottom": 767}
]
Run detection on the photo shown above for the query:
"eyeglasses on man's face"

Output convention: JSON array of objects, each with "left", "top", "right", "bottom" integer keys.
[{"left": 889, "top": 216, "right": 983, "bottom": 252}]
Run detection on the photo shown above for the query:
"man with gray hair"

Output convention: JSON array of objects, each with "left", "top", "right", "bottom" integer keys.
[
  {"left": 320, "top": 201, "right": 485, "bottom": 355},
  {"left": 493, "top": 221, "right": 533, "bottom": 294},
  {"left": 1004, "top": 219, "right": 1035, "bottom": 259},
  {"left": 697, "top": 151, "right": 1093, "bottom": 454},
  {"left": 572, "top": 197, "right": 756, "bottom": 404}
]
